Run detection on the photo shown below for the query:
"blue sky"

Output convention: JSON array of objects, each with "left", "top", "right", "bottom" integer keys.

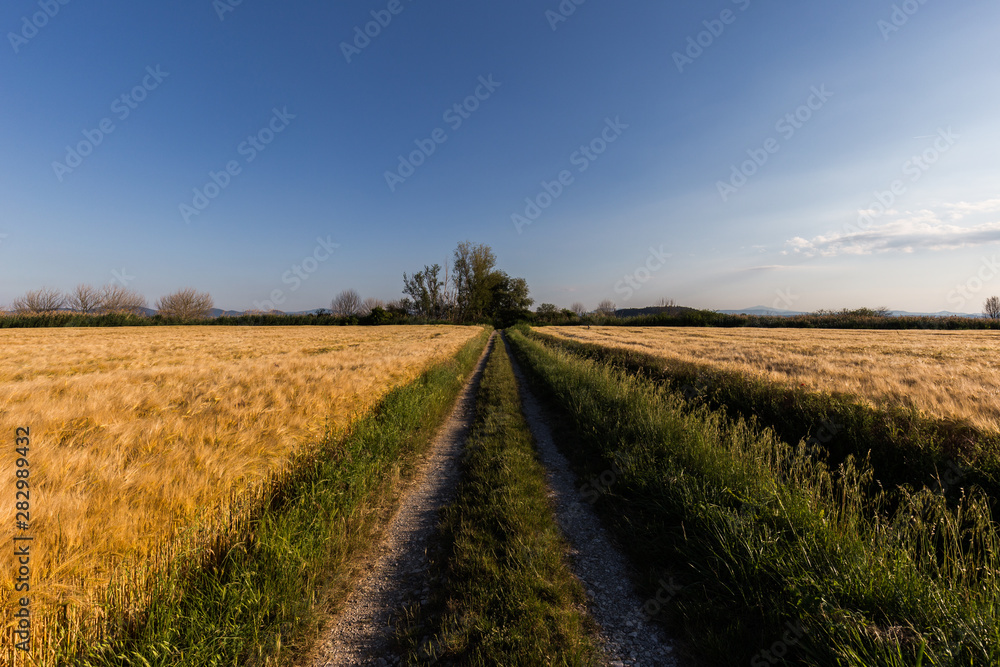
[{"left": 1, "top": 0, "right": 998, "bottom": 314}]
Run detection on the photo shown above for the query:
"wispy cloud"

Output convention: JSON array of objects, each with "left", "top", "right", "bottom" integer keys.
[
  {"left": 785, "top": 201, "right": 1000, "bottom": 257},
  {"left": 738, "top": 264, "right": 794, "bottom": 273},
  {"left": 942, "top": 199, "right": 1000, "bottom": 221}
]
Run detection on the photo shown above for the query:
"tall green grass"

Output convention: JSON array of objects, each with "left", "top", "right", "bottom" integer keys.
[
  {"left": 507, "top": 327, "right": 1000, "bottom": 666},
  {"left": 399, "top": 336, "right": 598, "bottom": 666},
  {"left": 46, "top": 328, "right": 493, "bottom": 667}
]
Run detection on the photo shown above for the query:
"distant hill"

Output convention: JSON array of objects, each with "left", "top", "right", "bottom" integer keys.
[{"left": 208, "top": 308, "right": 247, "bottom": 318}]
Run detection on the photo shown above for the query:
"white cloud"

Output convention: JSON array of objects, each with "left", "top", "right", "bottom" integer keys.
[
  {"left": 785, "top": 201, "right": 1000, "bottom": 257},
  {"left": 942, "top": 199, "right": 1000, "bottom": 221}
]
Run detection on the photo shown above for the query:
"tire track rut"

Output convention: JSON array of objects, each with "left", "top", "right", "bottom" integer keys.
[
  {"left": 503, "top": 333, "right": 680, "bottom": 666},
  {"left": 307, "top": 332, "right": 495, "bottom": 666}
]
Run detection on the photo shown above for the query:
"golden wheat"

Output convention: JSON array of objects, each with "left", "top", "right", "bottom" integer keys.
[
  {"left": 540, "top": 326, "right": 1000, "bottom": 431},
  {"left": 0, "top": 325, "right": 479, "bottom": 631}
]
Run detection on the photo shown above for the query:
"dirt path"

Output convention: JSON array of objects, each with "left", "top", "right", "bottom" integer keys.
[
  {"left": 306, "top": 330, "right": 677, "bottom": 666},
  {"left": 307, "top": 332, "right": 495, "bottom": 667},
  {"left": 503, "top": 334, "right": 680, "bottom": 667}
]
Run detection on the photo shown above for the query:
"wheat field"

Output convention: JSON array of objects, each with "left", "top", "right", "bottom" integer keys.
[
  {"left": 0, "top": 325, "right": 480, "bottom": 633},
  {"left": 540, "top": 326, "right": 1000, "bottom": 432}
]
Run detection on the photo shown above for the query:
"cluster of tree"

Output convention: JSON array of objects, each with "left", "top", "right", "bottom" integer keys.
[
  {"left": 3, "top": 285, "right": 215, "bottom": 320},
  {"left": 400, "top": 242, "right": 534, "bottom": 326},
  {"left": 7, "top": 285, "right": 147, "bottom": 315},
  {"left": 533, "top": 303, "right": 578, "bottom": 324},
  {"left": 325, "top": 290, "right": 410, "bottom": 320},
  {"left": 531, "top": 299, "right": 616, "bottom": 323},
  {"left": 813, "top": 306, "right": 893, "bottom": 318},
  {"left": 155, "top": 288, "right": 215, "bottom": 320}
]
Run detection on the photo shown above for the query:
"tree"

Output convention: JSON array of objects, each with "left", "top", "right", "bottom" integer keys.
[
  {"left": 536, "top": 303, "right": 558, "bottom": 315},
  {"left": 100, "top": 284, "right": 147, "bottom": 314},
  {"left": 331, "top": 289, "right": 362, "bottom": 317},
  {"left": 386, "top": 299, "right": 412, "bottom": 317},
  {"left": 596, "top": 299, "right": 617, "bottom": 317},
  {"left": 535, "top": 303, "right": 559, "bottom": 323},
  {"left": 12, "top": 287, "right": 65, "bottom": 314},
  {"left": 490, "top": 272, "right": 533, "bottom": 326},
  {"left": 405, "top": 242, "right": 533, "bottom": 324},
  {"left": 368, "top": 307, "right": 390, "bottom": 323},
  {"left": 360, "top": 297, "right": 385, "bottom": 317},
  {"left": 985, "top": 296, "right": 1000, "bottom": 320},
  {"left": 156, "top": 288, "right": 214, "bottom": 320},
  {"left": 452, "top": 241, "right": 497, "bottom": 321},
  {"left": 571, "top": 302, "right": 587, "bottom": 317},
  {"left": 68, "top": 284, "right": 102, "bottom": 313},
  {"left": 403, "top": 264, "right": 449, "bottom": 318}
]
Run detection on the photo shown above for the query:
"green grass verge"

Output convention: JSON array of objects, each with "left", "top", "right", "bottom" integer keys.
[
  {"left": 507, "top": 326, "right": 1000, "bottom": 666},
  {"left": 399, "top": 335, "right": 598, "bottom": 666},
  {"left": 530, "top": 328, "right": 1000, "bottom": 511},
  {"left": 60, "top": 327, "right": 491, "bottom": 667}
]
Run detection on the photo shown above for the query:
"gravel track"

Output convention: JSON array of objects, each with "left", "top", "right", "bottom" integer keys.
[
  {"left": 307, "top": 332, "right": 495, "bottom": 667},
  {"left": 502, "top": 334, "right": 680, "bottom": 667}
]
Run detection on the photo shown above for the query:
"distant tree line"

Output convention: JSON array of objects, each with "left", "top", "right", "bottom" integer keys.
[
  {"left": 3, "top": 285, "right": 217, "bottom": 320},
  {"left": 575, "top": 305, "right": 1000, "bottom": 330},
  {"left": 7, "top": 284, "right": 215, "bottom": 322},
  {"left": 526, "top": 300, "right": 1000, "bottom": 330},
  {"left": 9, "top": 284, "right": 148, "bottom": 315},
  {"left": 6, "top": 252, "right": 1000, "bottom": 330}
]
